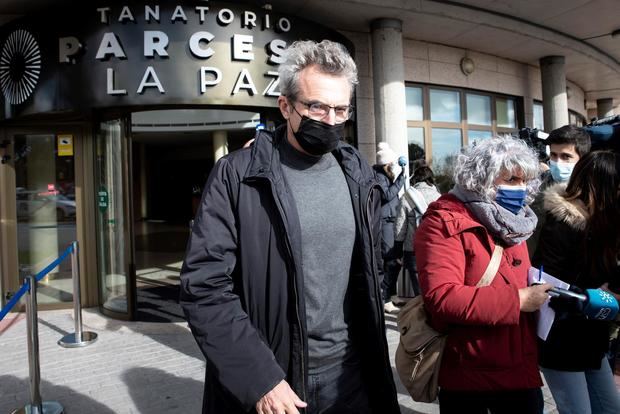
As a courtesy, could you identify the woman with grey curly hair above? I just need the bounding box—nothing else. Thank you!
[451,136,541,243]
[413,135,552,413]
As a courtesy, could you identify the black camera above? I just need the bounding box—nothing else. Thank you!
[517,127,549,162]
[584,115,620,153]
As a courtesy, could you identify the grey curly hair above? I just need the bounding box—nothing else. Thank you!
[277,40,358,101]
[453,136,541,203]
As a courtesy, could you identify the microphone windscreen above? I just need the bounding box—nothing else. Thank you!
[583,289,619,321]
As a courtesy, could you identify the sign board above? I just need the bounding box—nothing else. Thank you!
[98,186,109,213]
[0,0,352,119]
[57,134,74,156]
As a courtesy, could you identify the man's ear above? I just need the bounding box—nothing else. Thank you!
[278,96,291,120]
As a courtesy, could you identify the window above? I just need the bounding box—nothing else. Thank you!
[496,98,516,128]
[407,127,425,167]
[431,128,461,169]
[533,102,544,130]
[532,103,585,130]
[466,94,491,126]
[468,130,493,144]
[569,110,585,127]
[406,87,423,121]
[430,89,460,122]
[405,84,521,192]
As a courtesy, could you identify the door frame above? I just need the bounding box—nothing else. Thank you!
[93,113,137,320]
[0,123,96,310]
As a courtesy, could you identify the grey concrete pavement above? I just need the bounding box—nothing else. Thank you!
[0,307,561,413]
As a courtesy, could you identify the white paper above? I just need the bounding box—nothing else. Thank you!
[527,267,571,341]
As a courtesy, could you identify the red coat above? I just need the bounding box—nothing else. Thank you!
[414,194,542,391]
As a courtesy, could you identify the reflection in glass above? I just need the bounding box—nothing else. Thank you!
[432,128,461,193]
[466,94,491,126]
[95,120,129,314]
[14,134,76,304]
[406,87,423,121]
[407,127,425,168]
[533,103,544,130]
[468,130,493,145]
[430,89,460,123]
[496,98,516,128]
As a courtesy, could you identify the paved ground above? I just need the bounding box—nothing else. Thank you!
[0,306,606,413]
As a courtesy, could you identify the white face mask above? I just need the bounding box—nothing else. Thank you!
[388,163,400,177]
[549,160,576,183]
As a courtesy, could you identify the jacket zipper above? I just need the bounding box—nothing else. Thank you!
[267,177,307,404]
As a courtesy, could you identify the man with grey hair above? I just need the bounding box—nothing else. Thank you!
[180,39,399,414]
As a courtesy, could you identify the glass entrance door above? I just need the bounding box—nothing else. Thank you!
[13,132,77,305]
[95,118,135,319]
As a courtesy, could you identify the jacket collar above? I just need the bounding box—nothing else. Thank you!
[245,125,377,188]
[542,183,588,231]
[428,194,487,237]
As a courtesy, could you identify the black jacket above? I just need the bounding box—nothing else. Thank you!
[180,126,399,413]
[373,165,405,258]
[532,183,613,371]
[373,165,405,221]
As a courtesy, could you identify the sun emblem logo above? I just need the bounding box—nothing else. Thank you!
[0,29,41,105]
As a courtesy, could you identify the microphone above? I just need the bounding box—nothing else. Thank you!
[549,287,619,321]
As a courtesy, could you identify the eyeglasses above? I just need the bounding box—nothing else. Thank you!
[297,100,354,122]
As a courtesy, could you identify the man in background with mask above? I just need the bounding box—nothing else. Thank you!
[180,40,399,414]
[372,142,406,314]
[527,124,591,255]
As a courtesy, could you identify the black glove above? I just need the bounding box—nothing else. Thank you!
[391,241,404,260]
[548,285,585,317]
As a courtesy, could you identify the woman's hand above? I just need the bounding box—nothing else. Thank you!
[518,283,553,312]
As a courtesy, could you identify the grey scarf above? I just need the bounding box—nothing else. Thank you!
[450,184,538,246]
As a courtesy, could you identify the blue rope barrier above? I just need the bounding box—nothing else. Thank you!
[33,244,74,284]
[0,279,30,321]
[0,243,75,322]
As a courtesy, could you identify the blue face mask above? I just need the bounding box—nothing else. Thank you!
[549,160,575,183]
[495,185,527,214]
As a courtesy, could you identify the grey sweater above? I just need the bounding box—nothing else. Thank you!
[279,138,356,373]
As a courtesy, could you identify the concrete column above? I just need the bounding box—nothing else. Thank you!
[371,18,407,164]
[540,56,569,131]
[213,130,228,162]
[139,143,148,220]
[596,98,615,118]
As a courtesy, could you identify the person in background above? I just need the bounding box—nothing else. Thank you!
[528,125,591,255]
[415,136,552,413]
[532,150,620,414]
[373,142,406,313]
[393,165,441,297]
[179,39,399,414]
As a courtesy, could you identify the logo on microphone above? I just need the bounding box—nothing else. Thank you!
[595,308,611,320]
[600,291,614,303]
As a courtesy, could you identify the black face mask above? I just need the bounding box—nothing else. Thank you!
[290,108,343,155]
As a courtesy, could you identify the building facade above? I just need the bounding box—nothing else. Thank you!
[1,0,618,320]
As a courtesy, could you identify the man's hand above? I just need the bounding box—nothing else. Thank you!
[518,283,553,312]
[256,380,307,414]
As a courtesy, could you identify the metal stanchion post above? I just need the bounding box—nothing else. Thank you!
[58,242,98,348]
[12,276,64,414]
